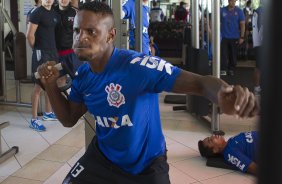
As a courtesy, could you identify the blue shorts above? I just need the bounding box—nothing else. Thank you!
[31,49,58,83]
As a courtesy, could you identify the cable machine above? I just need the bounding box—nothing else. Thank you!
[0,0,30,108]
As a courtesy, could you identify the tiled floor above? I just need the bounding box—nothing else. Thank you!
[0,72,258,184]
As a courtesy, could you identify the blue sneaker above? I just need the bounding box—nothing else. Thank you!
[30,119,46,132]
[43,112,58,121]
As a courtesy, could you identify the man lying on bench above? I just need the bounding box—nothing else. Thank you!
[198,131,258,175]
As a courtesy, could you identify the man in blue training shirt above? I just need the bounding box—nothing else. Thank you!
[198,131,258,175]
[122,0,150,55]
[220,0,245,76]
[37,2,259,183]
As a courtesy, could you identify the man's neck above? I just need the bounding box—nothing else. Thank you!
[42,4,52,10]
[59,5,68,11]
[220,141,228,153]
[228,5,235,10]
[89,45,115,73]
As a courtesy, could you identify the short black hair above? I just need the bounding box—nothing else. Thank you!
[198,140,221,158]
[153,1,157,7]
[35,0,39,4]
[246,0,252,6]
[80,1,113,17]
[180,1,185,7]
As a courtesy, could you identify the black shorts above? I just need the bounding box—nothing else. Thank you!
[63,137,170,184]
[31,49,59,83]
[255,46,262,69]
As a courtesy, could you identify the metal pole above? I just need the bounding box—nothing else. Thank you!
[0,2,4,99]
[211,0,220,131]
[112,0,128,50]
[135,0,142,52]
[206,0,210,56]
[192,0,200,48]
[186,0,200,112]
[201,0,205,49]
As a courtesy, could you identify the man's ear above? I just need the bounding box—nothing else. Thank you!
[107,28,117,43]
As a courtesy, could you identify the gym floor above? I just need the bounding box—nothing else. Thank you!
[0,71,258,184]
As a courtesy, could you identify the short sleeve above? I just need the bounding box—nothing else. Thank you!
[68,77,84,103]
[129,56,181,93]
[29,8,41,25]
[238,9,245,22]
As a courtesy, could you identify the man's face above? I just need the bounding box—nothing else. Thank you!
[41,0,54,6]
[59,0,70,8]
[73,10,113,61]
[228,0,237,8]
[202,135,225,153]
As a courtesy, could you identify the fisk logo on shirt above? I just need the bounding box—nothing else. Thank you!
[130,56,173,75]
[227,154,246,171]
[105,83,125,108]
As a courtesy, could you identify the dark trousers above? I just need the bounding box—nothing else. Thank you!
[62,137,170,184]
[221,38,238,71]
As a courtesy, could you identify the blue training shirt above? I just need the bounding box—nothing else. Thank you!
[122,0,150,55]
[220,6,245,39]
[68,48,181,174]
[223,131,258,173]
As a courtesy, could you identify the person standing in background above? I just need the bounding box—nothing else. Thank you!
[252,3,263,96]
[54,0,82,79]
[26,0,42,26]
[220,0,245,76]
[150,1,164,22]
[174,1,188,22]
[26,0,59,131]
[122,0,150,55]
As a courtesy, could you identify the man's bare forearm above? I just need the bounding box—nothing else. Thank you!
[172,70,228,104]
[27,35,35,49]
[44,83,82,127]
[240,21,245,38]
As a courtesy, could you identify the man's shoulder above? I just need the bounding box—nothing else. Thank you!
[235,6,244,13]
[116,49,142,61]
[151,7,162,11]
[31,6,43,14]
[67,5,78,14]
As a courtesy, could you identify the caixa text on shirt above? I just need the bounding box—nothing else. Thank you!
[130,56,173,75]
[227,154,246,171]
[244,132,254,143]
[91,114,133,129]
